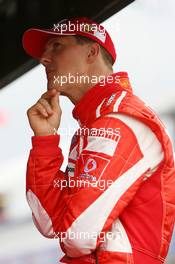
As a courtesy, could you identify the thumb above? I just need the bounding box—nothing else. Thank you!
[51,91,60,111]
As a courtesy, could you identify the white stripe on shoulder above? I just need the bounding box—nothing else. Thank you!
[113,91,127,112]
[106,113,164,169]
[96,98,106,118]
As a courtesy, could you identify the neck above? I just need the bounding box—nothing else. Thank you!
[65,69,113,105]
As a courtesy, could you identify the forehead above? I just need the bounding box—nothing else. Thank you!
[45,35,77,48]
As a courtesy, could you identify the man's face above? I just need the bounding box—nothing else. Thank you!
[40,36,89,93]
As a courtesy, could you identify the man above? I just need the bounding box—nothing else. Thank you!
[22,17,175,263]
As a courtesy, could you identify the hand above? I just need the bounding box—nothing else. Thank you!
[27,89,62,136]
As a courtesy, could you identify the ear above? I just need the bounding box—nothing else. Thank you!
[87,42,100,63]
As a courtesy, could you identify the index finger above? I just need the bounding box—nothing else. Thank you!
[41,89,57,100]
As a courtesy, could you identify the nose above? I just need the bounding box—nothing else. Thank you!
[40,51,52,67]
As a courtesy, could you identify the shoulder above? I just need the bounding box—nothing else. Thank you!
[90,113,164,168]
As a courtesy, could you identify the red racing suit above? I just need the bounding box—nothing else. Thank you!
[26,72,175,263]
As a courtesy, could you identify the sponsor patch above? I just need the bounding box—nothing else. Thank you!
[75,154,110,182]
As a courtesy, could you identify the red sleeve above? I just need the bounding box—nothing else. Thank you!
[26,134,69,238]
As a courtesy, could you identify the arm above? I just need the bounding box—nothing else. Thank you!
[26,134,69,238]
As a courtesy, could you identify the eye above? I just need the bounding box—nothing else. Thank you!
[53,42,61,49]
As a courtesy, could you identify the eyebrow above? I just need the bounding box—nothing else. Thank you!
[43,38,60,53]
[46,37,60,46]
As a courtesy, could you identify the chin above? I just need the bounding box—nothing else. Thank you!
[60,91,67,96]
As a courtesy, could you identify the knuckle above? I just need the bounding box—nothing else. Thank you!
[37,101,43,108]
[27,106,34,115]
[39,98,49,106]
[38,104,44,111]
[35,104,42,112]
[38,98,43,104]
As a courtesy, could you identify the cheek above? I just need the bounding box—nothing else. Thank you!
[68,50,87,72]
[54,47,87,74]
[56,52,85,73]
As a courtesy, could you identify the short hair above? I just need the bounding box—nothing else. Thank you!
[75,35,114,70]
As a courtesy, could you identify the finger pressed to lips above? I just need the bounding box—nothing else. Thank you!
[41,89,57,99]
